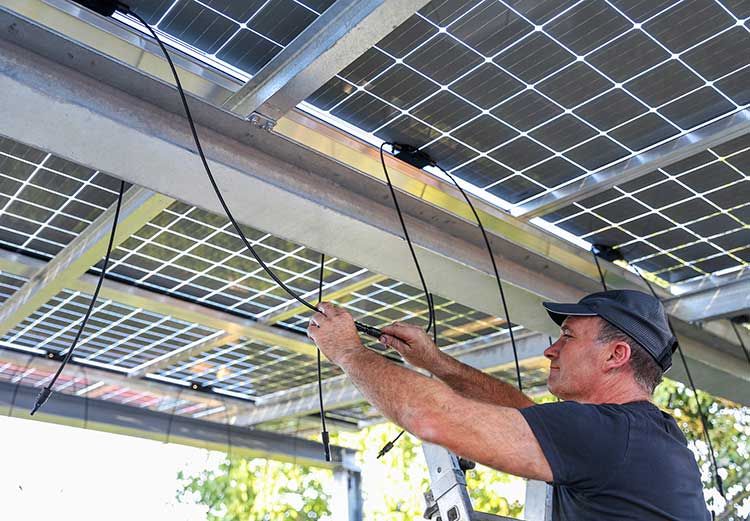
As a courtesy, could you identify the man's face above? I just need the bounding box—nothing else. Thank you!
[544,316,605,401]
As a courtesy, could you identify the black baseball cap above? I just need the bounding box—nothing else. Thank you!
[542,289,676,371]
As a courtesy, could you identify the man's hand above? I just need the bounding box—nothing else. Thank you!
[307,302,364,367]
[379,322,445,371]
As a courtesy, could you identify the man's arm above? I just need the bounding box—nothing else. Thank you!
[380,323,534,409]
[308,304,552,482]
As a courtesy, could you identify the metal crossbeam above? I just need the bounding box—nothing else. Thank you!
[0,379,355,469]
[513,108,750,219]
[127,331,242,377]
[222,0,430,122]
[0,346,248,415]
[665,273,750,322]
[0,186,173,338]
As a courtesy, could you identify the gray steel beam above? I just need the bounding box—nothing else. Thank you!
[664,272,750,322]
[0,380,356,469]
[236,332,550,426]
[0,186,174,338]
[0,5,748,405]
[514,108,750,219]
[222,0,430,122]
[0,347,248,417]
[127,331,242,377]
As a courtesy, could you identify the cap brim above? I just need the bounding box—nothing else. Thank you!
[542,302,597,326]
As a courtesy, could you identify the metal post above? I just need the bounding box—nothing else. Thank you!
[332,451,362,521]
[524,480,553,521]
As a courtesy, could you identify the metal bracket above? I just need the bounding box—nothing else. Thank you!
[249,111,277,131]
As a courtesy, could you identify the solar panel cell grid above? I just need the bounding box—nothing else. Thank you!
[0,136,128,258]
[153,338,341,398]
[100,201,367,320]
[545,133,750,285]
[303,0,748,209]
[2,289,220,371]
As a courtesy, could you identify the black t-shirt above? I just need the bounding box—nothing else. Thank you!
[520,400,710,520]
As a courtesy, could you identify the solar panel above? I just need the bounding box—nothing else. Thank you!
[0,271,26,304]
[544,133,750,284]
[125,0,335,75]
[305,0,749,208]
[149,336,341,399]
[0,357,227,419]
[0,135,130,258]
[102,201,367,320]
[3,288,221,371]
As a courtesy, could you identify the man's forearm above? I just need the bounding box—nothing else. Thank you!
[430,352,534,409]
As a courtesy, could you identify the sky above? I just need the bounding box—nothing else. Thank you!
[0,414,218,521]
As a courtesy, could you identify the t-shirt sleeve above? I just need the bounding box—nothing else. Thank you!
[520,401,630,489]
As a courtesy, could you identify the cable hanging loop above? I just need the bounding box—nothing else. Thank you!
[126,10,381,339]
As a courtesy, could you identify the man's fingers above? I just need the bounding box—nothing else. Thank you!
[379,334,411,354]
[381,322,424,341]
[309,311,328,328]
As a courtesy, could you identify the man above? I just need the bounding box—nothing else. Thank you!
[308,289,711,520]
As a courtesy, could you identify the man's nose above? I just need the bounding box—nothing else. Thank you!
[544,341,559,360]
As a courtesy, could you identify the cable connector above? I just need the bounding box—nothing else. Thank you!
[72,0,131,16]
[391,143,435,170]
[376,440,394,459]
[30,386,52,416]
[355,322,383,340]
[377,429,405,459]
[321,430,331,462]
[591,243,624,263]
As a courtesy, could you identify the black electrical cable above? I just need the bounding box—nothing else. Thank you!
[377,293,439,460]
[379,143,435,335]
[628,264,724,499]
[30,179,126,415]
[124,8,381,340]
[591,246,608,291]
[431,162,522,392]
[316,253,331,462]
[729,319,750,367]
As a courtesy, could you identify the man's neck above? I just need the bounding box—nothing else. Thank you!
[577,378,651,405]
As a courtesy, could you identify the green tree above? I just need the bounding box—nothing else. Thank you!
[177,457,330,521]
[653,379,749,520]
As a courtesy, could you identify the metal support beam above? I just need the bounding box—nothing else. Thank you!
[127,331,242,377]
[514,109,750,219]
[0,4,748,405]
[0,380,355,469]
[260,272,387,324]
[0,186,173,338]
[331,451,363,521]
[0,347,248,417]
[664,273,750,322]
[524,480,553,521]
[222,0,430,122]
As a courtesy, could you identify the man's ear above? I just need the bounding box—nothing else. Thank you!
[606,341,632,371]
